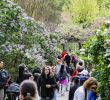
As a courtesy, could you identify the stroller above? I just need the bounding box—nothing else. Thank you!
[6,83,19,100]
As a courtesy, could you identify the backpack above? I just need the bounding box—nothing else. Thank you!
[0,69,9,89]
[58,72,66,81]
[79,75,88,86]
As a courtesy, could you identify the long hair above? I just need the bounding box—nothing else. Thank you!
[20,80,38,100]
[41,66,50,78]
[59,64,65,74]
[83,77,98,90]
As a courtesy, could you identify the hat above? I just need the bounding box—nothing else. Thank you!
[79,70,89,76]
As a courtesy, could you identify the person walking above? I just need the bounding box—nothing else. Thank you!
[58,64,69,96]
[0,61,9,100]
[73,77,98,100]
[64,53,71,67]
[16,63,28,84]
[49,66,59,100]
[19,80,39,100]
[68,76,79,100]
[37,66,57,100]
[55,59,62,75]
[71,54,78,68]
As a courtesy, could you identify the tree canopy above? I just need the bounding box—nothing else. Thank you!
[13,0,66,25]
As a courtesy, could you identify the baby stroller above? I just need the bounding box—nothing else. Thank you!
[6,83,19,100]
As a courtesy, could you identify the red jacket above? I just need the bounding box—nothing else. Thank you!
[72,67,78,78]
[60,51,67,60]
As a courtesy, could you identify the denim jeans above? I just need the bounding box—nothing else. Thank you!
[0,89,4,100]
[53,89,57,100]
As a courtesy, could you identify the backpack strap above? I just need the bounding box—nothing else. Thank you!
[84,88,87,100]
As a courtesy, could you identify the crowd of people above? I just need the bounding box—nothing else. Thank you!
[0,50,99,100]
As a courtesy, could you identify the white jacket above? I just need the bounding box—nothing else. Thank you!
[73,86,87,100]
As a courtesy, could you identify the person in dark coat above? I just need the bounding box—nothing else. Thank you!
[37,66,57,100]
[49,66,59,100]
[64,53,71,67]
[71,54,78,68]
[32,67,41,75]
[0,61,9,100]
[16,63,28,84]
[69,76,79,100]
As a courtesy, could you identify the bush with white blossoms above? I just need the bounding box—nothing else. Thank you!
[0,0,57,79]
[82,25,110,100]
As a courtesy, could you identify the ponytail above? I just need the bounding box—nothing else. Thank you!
[20,80,38,100]
[24,93,32,100]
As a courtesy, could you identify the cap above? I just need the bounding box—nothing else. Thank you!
[79,70,89,76]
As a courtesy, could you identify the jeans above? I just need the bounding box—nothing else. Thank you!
[59,84,66,94]
[53,89,57,100]
[0,89,4,100]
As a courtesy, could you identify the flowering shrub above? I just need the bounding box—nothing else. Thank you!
[83,25,110,99]
[0,0,56,79]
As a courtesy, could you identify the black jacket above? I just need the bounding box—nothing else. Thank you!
[65,54,71,63]
[69,84,79,100]
[37,75,57,99]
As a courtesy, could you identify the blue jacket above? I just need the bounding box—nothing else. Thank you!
[88,91,97,100]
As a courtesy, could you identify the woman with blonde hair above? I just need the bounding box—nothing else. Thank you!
[19,80,39,100]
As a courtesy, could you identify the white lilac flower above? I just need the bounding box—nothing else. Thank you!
[108,64,110,68]
[22,27,27,33]
[80,48,85,52]
[1,44,10,52]
[0,34,4,38]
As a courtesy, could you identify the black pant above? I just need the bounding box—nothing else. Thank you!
[41,97,53,100]
[66,61,70,67]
